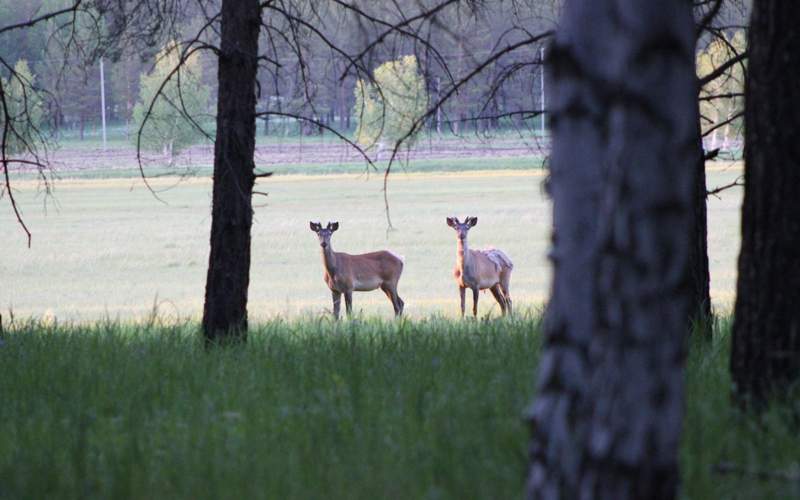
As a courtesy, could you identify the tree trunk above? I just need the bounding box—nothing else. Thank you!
[721,107,733,152]
[526,1,697,498]
[202,0,260,345]
[337,82,346,131]
[689,114,712,336]
[731,0,800,410]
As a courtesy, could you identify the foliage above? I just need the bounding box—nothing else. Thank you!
[132,42,210,159]
[353,55,427,151]
[697,31,746,148]
[1,60,44,154]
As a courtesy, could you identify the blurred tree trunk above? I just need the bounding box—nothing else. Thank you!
[731,0,800,409]
[526,1,697,498]
[202,0,260,345]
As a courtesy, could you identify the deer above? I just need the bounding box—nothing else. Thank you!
[446,216,514,317]
[309,221,405,319]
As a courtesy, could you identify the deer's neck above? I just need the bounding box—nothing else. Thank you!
[457,238,471,271]
[321,245,338,276]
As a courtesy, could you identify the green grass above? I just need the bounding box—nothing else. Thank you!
[0,315,541,499]
[0,316,797,499]
[681,317,800,500]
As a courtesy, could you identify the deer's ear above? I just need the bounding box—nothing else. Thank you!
[329,221,339,232]
[309,221,321,232]
[446,217,456,228]
[467,217,478,227]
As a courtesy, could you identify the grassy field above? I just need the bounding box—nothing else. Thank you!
[3,164,743,322]
[0,317,797,499]
[2,157,793,499]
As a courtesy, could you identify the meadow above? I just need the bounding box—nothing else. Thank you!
[1,317,798,499]
[3,163,743,322]
[2,157,796,499]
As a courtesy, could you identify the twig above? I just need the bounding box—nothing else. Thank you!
[698,52,748,88]
[707,175,744,198]
[702,110,744,138]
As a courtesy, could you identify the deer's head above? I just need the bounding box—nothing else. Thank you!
[446,216,477,241]
[309,221,339,249]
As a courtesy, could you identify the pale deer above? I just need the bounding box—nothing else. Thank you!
[446,216,513,317]
[309,221,405,318]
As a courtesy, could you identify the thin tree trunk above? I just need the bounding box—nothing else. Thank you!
[710,122,719,150]
[526,1,697,498]
[721,107,733,151]
[338,81,346,131]
[689,111,712,336]
[202,0,260,345]
[731,0,800,410]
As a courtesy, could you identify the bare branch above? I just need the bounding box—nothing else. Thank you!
[707,175,744,198]
[699,50,748,88]
[0,1,83,36]
[702,110,744,138]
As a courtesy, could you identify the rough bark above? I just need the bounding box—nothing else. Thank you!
[202,0,260,345]
[731,0,800,410]
[526,1,697,499]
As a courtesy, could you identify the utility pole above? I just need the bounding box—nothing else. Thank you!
[100,57,107,149]
[540,46,545,135]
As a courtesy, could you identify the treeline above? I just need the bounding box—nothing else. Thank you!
[1,0,748,150]
[0,0,561,141]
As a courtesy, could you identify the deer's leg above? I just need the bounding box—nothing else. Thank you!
[394,285,404,316]
[392,279,404,316]
[381,284,402,316]
[344,291,353,317]
[500,272,512,316]
[490,284,507,315]
[459,286,466,317]
[503,289,512,316]
[331,290,342,320]
[472,287,479,317]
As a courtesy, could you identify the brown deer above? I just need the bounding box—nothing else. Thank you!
[309,221,405,318]
[446,216,513,317]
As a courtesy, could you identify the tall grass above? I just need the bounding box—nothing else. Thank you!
[1,315,797,499]
[0,315,541,499]
[681,316,800,500]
